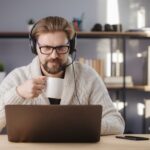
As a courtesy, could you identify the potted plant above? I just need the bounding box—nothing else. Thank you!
[27,19,35,31]
[0,63,6,83]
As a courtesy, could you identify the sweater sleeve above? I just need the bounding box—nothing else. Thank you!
[88,70,125,135]
[0,69,26,132]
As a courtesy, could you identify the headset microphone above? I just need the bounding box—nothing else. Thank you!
[60,49,76,71]
[60,63,72,71]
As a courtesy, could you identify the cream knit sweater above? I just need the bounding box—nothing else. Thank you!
[0,57,124,135]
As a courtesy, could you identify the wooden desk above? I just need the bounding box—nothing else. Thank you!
[0,135,150,150]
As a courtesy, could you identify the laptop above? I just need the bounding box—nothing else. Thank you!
[5,105,102,143]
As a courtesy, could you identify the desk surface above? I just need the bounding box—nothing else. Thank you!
[0,135,150,150]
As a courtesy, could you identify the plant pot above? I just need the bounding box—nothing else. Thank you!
[0,72,6,83]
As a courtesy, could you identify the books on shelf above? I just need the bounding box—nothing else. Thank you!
[78,57,104,78]
[104,76,133,87]
[78,57,134,88]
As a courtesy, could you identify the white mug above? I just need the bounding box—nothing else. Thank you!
[45,77,64,99]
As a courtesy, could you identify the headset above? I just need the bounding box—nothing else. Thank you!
[29,21,76,55]
[29,19,80,104]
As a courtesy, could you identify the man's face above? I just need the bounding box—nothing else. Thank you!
[37,32,69,74]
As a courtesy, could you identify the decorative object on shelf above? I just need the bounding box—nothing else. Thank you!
[104,49,134,87]
[104,24,122,32]
[104,24,113,31]
[113,100,124,111]
[72,18,82,31]
[112,49,123,77]
[91,23,102,31]
[104,76,133,87]
[72,13,84,31]
[112,24,122,32]
[91,23,122,32]
[27,19,35,32]
[0,63,6,83]
[105,50,123,77]
[105,52,112,77]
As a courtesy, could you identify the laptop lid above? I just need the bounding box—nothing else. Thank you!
[5,105,102,143]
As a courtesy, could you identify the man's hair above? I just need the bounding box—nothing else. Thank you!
[31,16,75,41]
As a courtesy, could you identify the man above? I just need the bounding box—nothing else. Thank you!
[0,16,124,134]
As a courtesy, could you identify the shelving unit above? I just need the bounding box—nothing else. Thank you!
[1,31,150,133]
[77,32,150,132]
[1,31,150,92]
[77,31,150,38]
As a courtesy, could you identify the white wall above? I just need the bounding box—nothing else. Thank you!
[0,0,150,32]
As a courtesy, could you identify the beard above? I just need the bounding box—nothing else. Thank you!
[42,58,66,74]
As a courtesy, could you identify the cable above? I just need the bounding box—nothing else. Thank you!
[61,50,81,104]
[71,52,80,105]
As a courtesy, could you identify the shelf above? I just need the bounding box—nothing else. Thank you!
[107,85,150,92]
[130,85,150,92]
[106,85,133,90]
[77,31,150,39]
[0,31,150,39]
[0,32,29,38]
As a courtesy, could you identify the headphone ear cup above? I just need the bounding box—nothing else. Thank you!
[29,22,38,55]
[29,34,37,55]
[69,34,76,54]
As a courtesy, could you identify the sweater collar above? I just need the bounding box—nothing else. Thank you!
[30,56,75,105]
[30,56,42,78]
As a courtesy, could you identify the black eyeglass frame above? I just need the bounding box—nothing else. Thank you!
[37,42,70,55]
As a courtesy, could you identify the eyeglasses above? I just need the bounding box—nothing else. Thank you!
[37,42,70,55]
